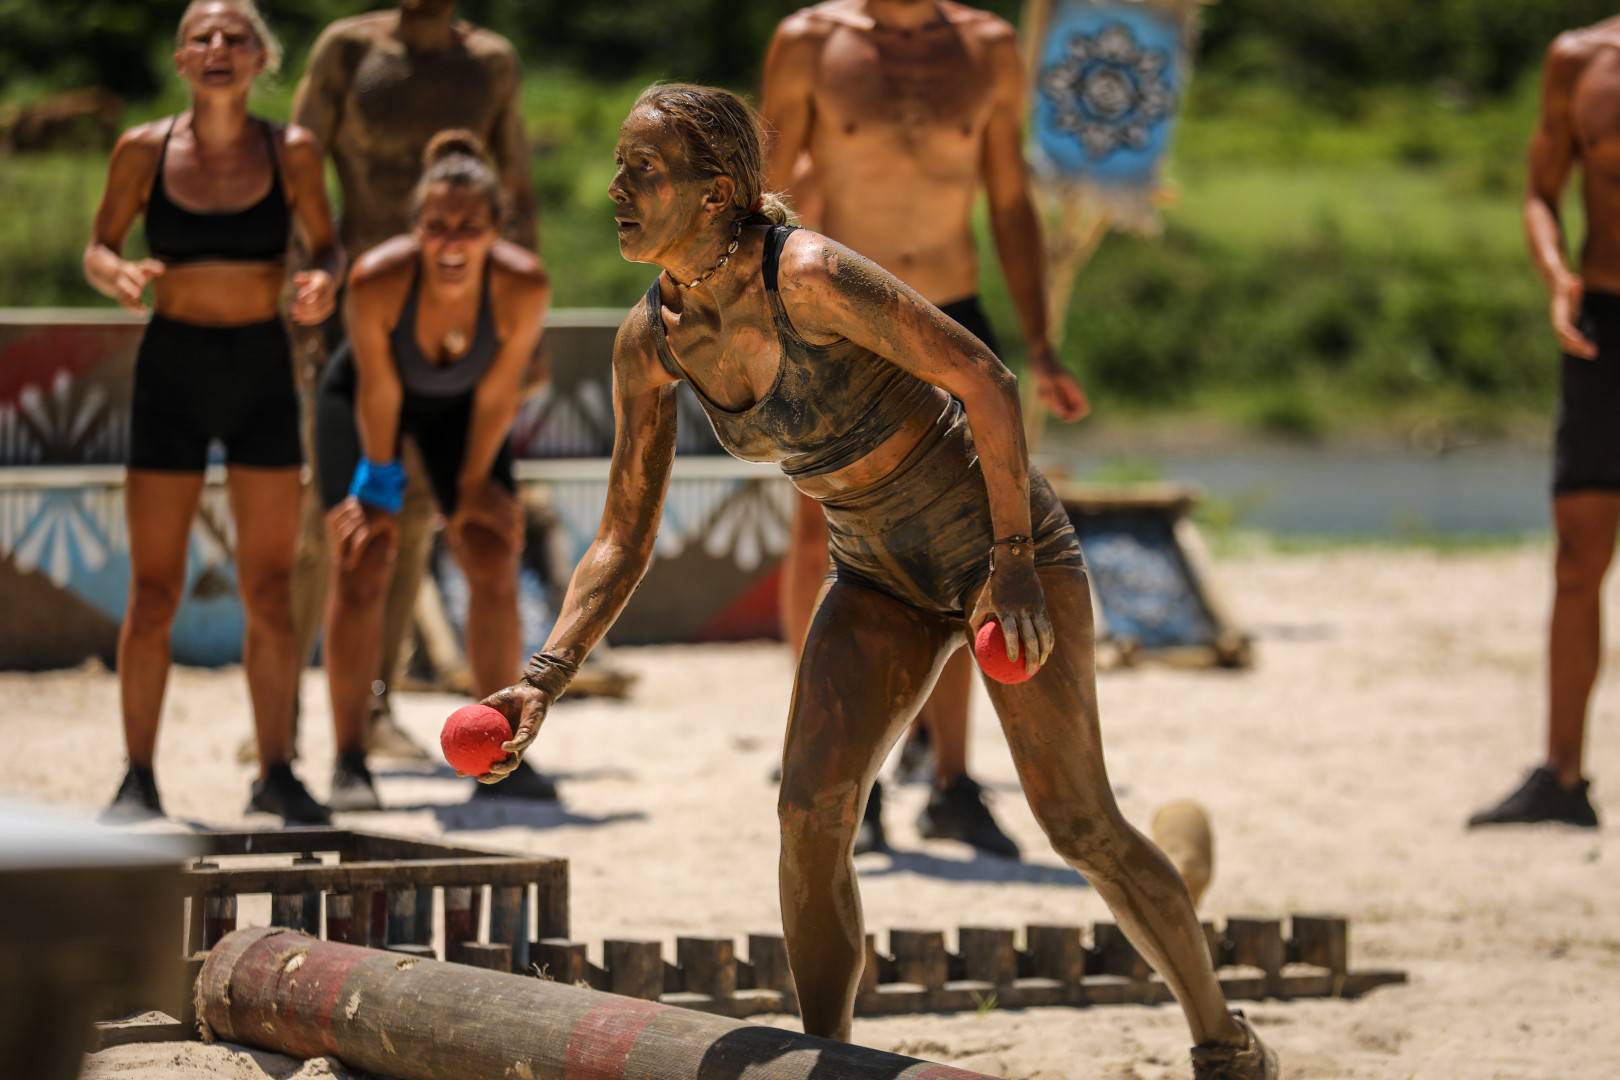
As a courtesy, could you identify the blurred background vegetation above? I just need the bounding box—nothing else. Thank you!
[1,0,1613,438]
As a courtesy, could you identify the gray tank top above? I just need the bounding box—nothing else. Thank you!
[390,259,501,398]
[646,225,943,479]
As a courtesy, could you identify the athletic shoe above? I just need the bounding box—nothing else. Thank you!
[917,774,1020,859]
[247,764,333,825]
[101,766,164,824]
[854,779,888,855]
[366,687,431,760]
[1467,766,1599,828]
[472,759,559,801]
[328,750,382,812]
[894,724,935,785]
[1192,1011,1279,1080]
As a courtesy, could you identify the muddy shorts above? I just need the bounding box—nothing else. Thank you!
[818,400,1084,618]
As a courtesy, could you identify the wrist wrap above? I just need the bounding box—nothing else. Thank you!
[350,459,405,513]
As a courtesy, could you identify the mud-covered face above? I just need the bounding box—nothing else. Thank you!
[174,6,264,93]
[415,183,497,295]
[608,106,726,267]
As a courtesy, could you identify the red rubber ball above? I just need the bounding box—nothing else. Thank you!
[441,704,513,777]
[974,618,1035,684]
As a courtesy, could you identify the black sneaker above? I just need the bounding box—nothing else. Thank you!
[854,779,888,855]
[101,766,164,824]
[895,724,935,785]
[328,750,382,812]
[918,774,1020,859]
[472,759,559,801]
[248,763,332,825]
[1467,766,1599,828]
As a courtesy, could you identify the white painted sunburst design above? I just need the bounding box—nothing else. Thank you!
[1040,22,1176,159]
[701,479,794,572]
[0,491,110,588]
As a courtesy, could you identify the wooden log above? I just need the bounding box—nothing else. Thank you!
[605,939,665,1001]
[1225,917,1286,998]
[676,937,737,998]
[1025,924,1086,984]
[203,895,236,949]
[957,928,1017,986]
[442,886,479,957]
[451,941,512,971]
[889,930,948,990]
[749,933,796,995]
[1288,914,1349,975]
[490,885,530,973]
[1089,923,1150,981]
[198,929,1003,1079]
[326,894,356,945]
[537,939,591,986]
[389,943,437,961]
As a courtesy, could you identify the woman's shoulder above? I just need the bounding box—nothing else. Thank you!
[348,237,418,304]
[488,240,548,296]
[108,119,170,170]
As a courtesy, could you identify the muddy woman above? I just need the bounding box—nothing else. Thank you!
[478,84,1277,1078]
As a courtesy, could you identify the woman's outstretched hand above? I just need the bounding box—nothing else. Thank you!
[477,681,553,784]
[977,547,1055,670]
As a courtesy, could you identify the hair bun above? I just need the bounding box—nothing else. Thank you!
[423,129,488,169]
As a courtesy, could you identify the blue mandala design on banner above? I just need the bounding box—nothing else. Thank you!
[1034,3,1184,185]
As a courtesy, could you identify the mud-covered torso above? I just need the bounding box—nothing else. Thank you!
[329,31,508,254]
[646,225,945,479]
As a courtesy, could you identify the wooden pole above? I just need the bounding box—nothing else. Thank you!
[198,928,1005,1080]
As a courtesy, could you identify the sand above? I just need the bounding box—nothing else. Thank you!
[3,542,1617,1079]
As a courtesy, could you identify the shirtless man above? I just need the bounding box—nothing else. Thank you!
[1471,22,1619,829]
[762,0,1090,855]
[286,0,553,799]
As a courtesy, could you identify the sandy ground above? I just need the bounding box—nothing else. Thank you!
[2,543,1617,1079]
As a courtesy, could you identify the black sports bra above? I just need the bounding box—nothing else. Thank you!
[390,259,501,398]
[145,117,291,265]
[647,225,943,480]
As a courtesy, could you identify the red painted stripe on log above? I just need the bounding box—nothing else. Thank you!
[236,933,368,1061]
[563,998,666,1078]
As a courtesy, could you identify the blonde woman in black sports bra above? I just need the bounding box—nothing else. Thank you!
[84,0,340,825]
[316,131,549,812]
[477,85,1277,1079]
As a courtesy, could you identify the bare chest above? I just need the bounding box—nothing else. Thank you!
[342,46,503,164]
[662,306,783,414]
[813,26,994,147]
[1572,51,1620,177]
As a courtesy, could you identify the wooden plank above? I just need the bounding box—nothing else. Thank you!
[1225,918,1286,998]
[89,1015,193,1051]
[202,896,236,949]
[1089,922,1150,981]
[890,930,948,990]
[536,863,570,939]
[748,933,795,996]
[957,927,1018,986]
[604,939,664,1001]
[442,886,479,957]
[450,941,511,971]
[536,939,591,987]
[676,937,737,999]
[1288,914,1349,975]
[184,856,561,896]
[489,886,528,973]
[1025,924,1086,985]
[326,893,356,945]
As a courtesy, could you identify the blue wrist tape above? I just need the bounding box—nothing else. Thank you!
[349,459,405,513]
